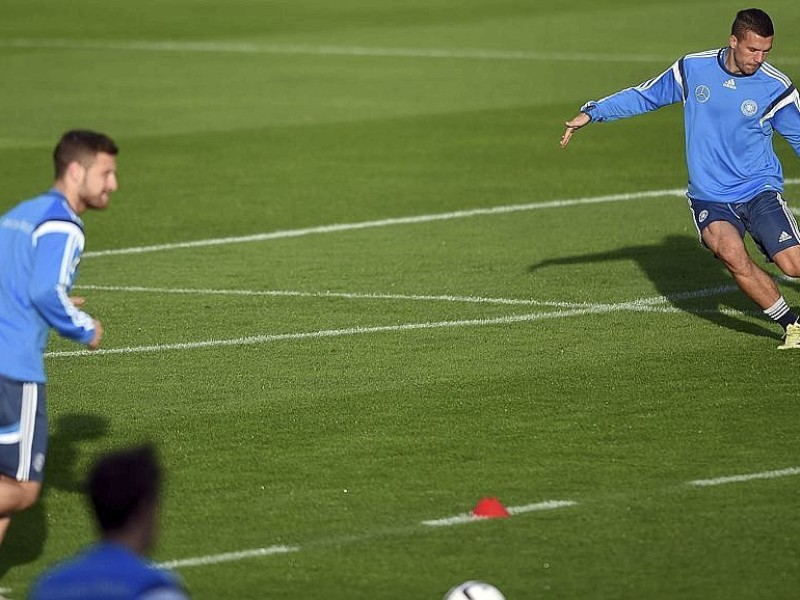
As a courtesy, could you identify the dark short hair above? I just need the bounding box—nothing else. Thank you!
[53,129,118,180]
[87,444,161,535]
[731,8,774,39]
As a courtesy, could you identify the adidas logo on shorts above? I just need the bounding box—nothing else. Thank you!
[779,231,793,243]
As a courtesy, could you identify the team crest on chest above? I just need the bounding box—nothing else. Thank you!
[741,99,758,117]
[695,85,711,103]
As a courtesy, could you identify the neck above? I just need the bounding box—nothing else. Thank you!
[724,48,741,74]
[53,182,84,215]
[104,529,150,556]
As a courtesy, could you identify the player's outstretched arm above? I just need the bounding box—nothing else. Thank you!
[560,112,591,148]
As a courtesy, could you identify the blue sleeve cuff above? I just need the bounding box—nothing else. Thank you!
[580,101,598,122]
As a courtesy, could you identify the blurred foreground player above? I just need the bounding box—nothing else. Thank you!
[30,445,189,600]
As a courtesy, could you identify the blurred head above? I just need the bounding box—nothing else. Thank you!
[53,130,119,213]
[728,8,774,74]
[87,444,162,554]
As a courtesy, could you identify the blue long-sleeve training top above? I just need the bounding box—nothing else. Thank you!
[581,48,800,203]
[0,189,96,383]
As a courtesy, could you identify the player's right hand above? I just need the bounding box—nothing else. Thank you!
[560,113,591,148]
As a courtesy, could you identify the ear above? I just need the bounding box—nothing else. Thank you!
[729,34,738,49]
[65,161,85,184]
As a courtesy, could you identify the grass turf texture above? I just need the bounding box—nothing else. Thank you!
[1,1,800,598]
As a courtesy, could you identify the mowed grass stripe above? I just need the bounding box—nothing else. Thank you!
[0,38,693,64]
[5,38,800,66]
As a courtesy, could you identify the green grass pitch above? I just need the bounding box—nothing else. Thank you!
[1,1,799,598]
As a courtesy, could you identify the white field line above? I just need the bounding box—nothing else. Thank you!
[42,306,645,358]
[82,188,688,258]
[81,181,800,258]
[688,467,800,488]
[77,282,743,307]
[77,284,590,308]
[150,462,798,571]
[507,499,581,515]
[76,282,746,309]
[44,283,747,359]
[158,545,300,569]
[422,500,578,527]
[158,499,576,571]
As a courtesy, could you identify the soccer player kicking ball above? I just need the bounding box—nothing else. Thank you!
[561,8,800,349]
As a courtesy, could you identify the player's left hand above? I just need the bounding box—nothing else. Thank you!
[70,296,86,307]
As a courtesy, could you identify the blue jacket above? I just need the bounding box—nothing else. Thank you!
[0,189,96,382]
[581,48,800,203]
[29,542,188,600]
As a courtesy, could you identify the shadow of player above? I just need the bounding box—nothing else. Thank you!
[528,234,800,339]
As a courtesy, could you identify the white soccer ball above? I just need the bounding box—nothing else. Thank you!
[443,581,506,600]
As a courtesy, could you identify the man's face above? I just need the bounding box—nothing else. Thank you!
[729,30,773,75]
[77,152,118,210]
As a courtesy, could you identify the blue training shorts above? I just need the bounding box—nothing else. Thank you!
[688,190,800,261]
[0,374,47,482]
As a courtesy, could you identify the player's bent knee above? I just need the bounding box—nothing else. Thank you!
[773,246,800,278]
[780,264,800,278]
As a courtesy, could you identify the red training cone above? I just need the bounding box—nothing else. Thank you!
[472,497,510,518]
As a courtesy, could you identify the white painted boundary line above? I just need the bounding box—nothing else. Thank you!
[45,282,748,359]
[77,284,589,308]
[507,500,580,515]
[81,181,800,258]
[83,188,688,258]
[422,500,578,527]
[77,282,743,307]
[688,466,800,488]
[43,306,634,358]
[149,463,799,571]
[76,282,749,310]
[158,545,299,569]
[156,499,577,571]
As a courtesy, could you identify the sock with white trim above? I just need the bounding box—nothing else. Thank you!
[763,296,799,331]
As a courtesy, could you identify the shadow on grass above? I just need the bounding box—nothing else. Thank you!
[528,234,800,340]
[0,412,108,579]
